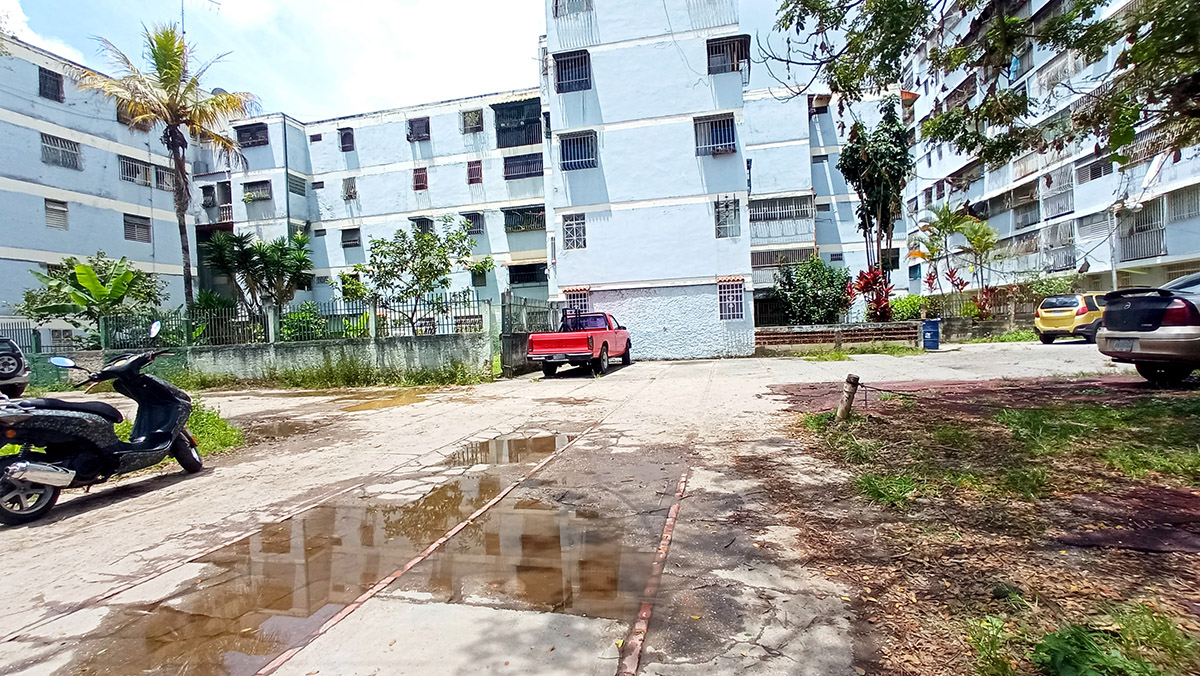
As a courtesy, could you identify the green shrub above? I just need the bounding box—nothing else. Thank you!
[891,294,926,321]
[1032,625,1160,676]
[772,256,853,325]
[280,302,328,342]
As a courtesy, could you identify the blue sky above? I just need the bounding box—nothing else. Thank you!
[2,0,547,121]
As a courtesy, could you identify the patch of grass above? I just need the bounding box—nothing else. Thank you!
[165,356,492,390]
[1107,603,1200,673]
[803,411,837,432]
[1102,444,1200,481]
[804,350,852,362]
[930,423,978,450]
[1032,624,1162,676]
[113,400,243,457]
[828,427,880,464]
[963,329,1039,344]
[1001,465,1049,499]
[856,473,925,508]
[795,342,924,360]
[967,616,1020,676]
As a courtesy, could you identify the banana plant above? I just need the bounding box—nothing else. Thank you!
[30,259,137,327]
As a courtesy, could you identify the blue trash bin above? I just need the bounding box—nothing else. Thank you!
[922,319,941,350]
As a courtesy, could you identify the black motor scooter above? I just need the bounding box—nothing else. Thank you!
[0,322,201,525]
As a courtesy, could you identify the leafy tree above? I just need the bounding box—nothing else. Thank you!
[72,24,257,305]
[339,216,495,334]
[18,253,166,328]
[837,97,914,275]
[770,0,1200,162]
[957,219,1001,291]
[772,256,853,324]
[200,232,313,310]
[909,203,978,297]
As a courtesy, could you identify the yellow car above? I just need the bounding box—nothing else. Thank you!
[1034,293,1107,344]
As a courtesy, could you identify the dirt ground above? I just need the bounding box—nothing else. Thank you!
[0,343,1140,676]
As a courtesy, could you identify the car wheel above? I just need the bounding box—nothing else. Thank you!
[1039,334,1056,345]
[621,343,632,366]
[541,363,558,379]
[1135,363,1195,387]
[0,383,25,399]
[592,346,609,375]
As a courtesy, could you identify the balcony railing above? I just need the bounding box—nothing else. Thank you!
[750,219,815,243]
[1042,190,1074,219]
[1045,245,1077,272]
[218,204,233,222]
[1119,199,1167,262]
[751,267,780,288]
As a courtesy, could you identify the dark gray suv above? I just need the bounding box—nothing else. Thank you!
[0,338,29,398]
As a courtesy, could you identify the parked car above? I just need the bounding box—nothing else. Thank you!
[0,338,30,398]
[1097,272,1200,385]
[1034,293,1107,343]
[527,310,631,378]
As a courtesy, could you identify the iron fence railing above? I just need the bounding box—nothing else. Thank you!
[501,295,554,334]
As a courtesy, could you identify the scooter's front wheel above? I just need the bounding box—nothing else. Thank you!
[0,457,61,526]
[171,435,203,474]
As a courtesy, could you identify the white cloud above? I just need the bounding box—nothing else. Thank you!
[0,0,89,65]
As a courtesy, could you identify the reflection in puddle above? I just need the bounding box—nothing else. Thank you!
[63,474,649,676]
[444,434,573,467]
[339,388,432,411]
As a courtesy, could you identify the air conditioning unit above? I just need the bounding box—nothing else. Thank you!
[712,145,737,156]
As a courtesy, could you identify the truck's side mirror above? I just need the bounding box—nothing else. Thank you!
[617,326,626,331]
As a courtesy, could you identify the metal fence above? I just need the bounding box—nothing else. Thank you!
[501,294,554,334]
[0,320,39,353]
[104,307,270,349]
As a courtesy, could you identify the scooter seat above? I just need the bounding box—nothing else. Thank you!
[21,398,124,424]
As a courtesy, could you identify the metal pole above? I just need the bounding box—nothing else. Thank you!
[1108,210,1119,291]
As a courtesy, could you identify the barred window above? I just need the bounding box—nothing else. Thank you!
[718,282,744,320]
[694,115,737,156]
[1168,184,1200,224]
[565,291,590,311]
[342,177,358,200]
[119,156,153,186]
[338,127,355,152]
[554,50,592,93]
[463,212,484,235]
[235,123,269,147]
[312,181,324,190]
[45,199,68,230]
[156,167,175,192]
[560,132,597,170]
[562,213,586,250]
[707,36,750,76]
[1075,158,1114,185]
[413,167,428,191]
[504,206,546,232]
[341,228,361,248]
[287,173,307,196]
[829,252,844,262]
[411,217,435,234]
[123,214,151,243]
[472,269,488,287]
[467,160,483,185]
[243,180,272,201]
[407,117,431,142]
[714,196,740,238]
[504,153,543,180]
[553,0,593,17]
[309,133,322,142]
[462,110,484,134]
[38,67,64,102]
[41,134,82,170]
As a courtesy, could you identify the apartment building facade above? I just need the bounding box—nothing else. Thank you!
[901,0,1200,298]
[0,38,193,319]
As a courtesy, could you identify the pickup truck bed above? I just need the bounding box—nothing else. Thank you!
[527,312,631,377]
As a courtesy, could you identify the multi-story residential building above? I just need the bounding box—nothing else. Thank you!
[901,0,1200,298]
[0,38,194,318]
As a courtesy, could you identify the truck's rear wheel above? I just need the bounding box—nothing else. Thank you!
[622,343,632,366]
[592,346,609,375]
[541,363,558,378]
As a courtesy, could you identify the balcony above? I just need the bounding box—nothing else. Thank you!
[1118,199,1167,262]
[218,204,233,222]
[1045,245,1077,272]
[750,219,815,245]
[751,267,780,288]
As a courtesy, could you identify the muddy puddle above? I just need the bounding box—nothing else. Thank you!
[49,437,653,676]
[339,387,434,411]
[243,418,324,442]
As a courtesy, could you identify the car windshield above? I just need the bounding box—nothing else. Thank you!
[1040,295,1080,309]
[562,315,608,331]
[1164,272,1200,293]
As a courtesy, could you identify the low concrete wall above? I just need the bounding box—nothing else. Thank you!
[500,333,538,378]
[941,316,1035,343]
[755,322,922,354]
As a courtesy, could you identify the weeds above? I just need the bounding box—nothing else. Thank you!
[967,616,1019,676]
[1032,624,1161,676]
[856,473,924,508]
[1108,603,1200,672]
[1001,465,1048,499]
[158,356,491,391]
[803,411,837,432]
[963,329,1039,344]
[797,342,924,361]
[114,400,243,457]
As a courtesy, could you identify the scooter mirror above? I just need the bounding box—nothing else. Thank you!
[49,356,76,368]
[149,321,162,339]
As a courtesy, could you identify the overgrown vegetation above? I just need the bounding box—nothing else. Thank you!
[964,329,1039,344]
[154,356,490,391]
[772,255,853,325]
[796,342,925,360]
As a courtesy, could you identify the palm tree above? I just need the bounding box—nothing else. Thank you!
[909,203,978,297]
[72,24,258,306]
[200,231,313,311]
[956,219,1001,291]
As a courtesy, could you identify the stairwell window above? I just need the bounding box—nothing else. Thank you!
[45,199,68,230]
[461,110,484,134]
[338,127,355,152]
[341,228,361,248]
[562,213,586,250]
[41,134,82,170]
[467,160,483,185]
[342,177,358,200]
[413,167,428,191]
[714,196,740,238]
[560,131,598,170]
[39,67,64,102]
[235,123,269,148]
[554,50,592,93]
[407,117,431,142]
[123,214,152,243]
[287,174,307,196]
[695,115,737,156]
[718,282,744,320]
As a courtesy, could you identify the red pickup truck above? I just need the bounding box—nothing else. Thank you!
[527,311,632,378]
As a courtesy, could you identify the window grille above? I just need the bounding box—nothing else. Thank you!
[461,110,484,134]
[553,0,592,17]
[341,228,361,248]
[44,199,68,230]
[750,248,814,267]
[509,264,547,285]
[504,206,546,232]
[714,196,740,238]
[504,153,543,180]
[314,229,327,237]
[413,167,428,191]
[156,167,175,192]
[718,282,744,320]
[707,36,750,80]
[1075,158,1113,185]
[309,133,322,142]
[338,127,355,152]
[560,132,598,170]
[1014,201,1041,229]
[829,252,844,262]
[235,123,269,147]
[407,117,431,142]
[463,212,484,235]
[1123,126,1174,167]
[1168,184,1200,224]
[1040,165,1074,218]
[554,50,592,93]
[123,214,151,243]
[38,67,63,102]
[562,213,586,250]
[749,196,814,222]
[493,99,542,148]
[342,177,358,200]
[472,270,487,287]
[1119,198,1167,261]
[1014,152,1039,179]
[41,134,82,170]
[817,202,832,212]
[287,174,306,196]
[467,160,483,184]
[119,156,153,186]
[411,217,434,235]
[563,291,591,311]
[201,185,217,207]
[243,180,272,201]
[695,115,737,156]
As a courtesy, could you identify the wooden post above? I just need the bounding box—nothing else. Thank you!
[836,373,861,422]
